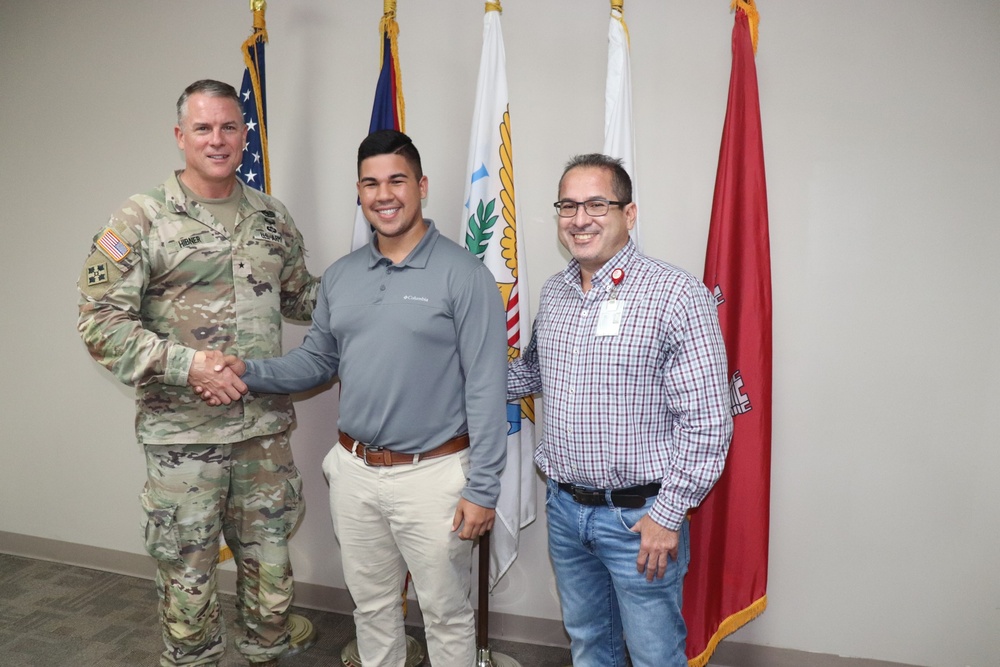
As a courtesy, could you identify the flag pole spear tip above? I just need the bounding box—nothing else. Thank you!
[249,0,266,32]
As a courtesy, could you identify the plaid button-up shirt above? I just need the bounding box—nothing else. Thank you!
[508,241,733,530]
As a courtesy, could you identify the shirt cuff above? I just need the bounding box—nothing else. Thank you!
[165,345,195,387]
[648,500,687,532]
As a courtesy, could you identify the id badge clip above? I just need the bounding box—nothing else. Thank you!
[595,268,625,337]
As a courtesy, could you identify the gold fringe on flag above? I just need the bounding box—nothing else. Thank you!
[688,595,767,667]
[241,0,270,193]
[380,0,406,132]
[611,0,631,48]
[731,0,760,54]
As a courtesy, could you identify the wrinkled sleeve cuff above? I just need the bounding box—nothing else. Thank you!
[164,346,195,386]
[648,501,687,532]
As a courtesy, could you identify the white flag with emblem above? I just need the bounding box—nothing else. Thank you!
[461,3,537,589]
[604,1,640,246]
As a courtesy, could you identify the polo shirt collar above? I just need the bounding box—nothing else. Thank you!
[368,219,439,269]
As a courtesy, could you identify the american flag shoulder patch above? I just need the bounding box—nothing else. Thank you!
[96,228,131,262]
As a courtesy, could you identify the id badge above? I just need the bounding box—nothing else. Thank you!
[595,300,625,337]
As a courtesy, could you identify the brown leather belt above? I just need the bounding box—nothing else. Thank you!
[338,431,470,467]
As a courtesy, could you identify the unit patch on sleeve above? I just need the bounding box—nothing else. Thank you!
[87,262,109,286]
[79,251,124,299]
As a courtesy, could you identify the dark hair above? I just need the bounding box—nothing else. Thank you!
[559,154,632,204]
[357,129,423,180]
[176,80,241,125]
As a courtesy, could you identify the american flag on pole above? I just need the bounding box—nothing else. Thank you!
[237,1,269,194]
[461,2,536,589]
[222,0,271,566]
[351,2,406,251]
[684,2,771,665]
[604,0,639,246]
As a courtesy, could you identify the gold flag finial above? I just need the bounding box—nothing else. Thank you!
[249,0,266,31]
[731,0,760,54]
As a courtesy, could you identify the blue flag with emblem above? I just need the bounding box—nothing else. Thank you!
[351,4,406,251]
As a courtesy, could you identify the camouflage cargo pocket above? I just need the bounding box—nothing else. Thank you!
[283,471,304,538]
[139,490,182,563]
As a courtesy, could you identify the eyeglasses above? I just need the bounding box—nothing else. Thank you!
[553,198,626,218]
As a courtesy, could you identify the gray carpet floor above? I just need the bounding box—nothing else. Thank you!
[0,553,572,667]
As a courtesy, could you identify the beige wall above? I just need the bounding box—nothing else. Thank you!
[1,2,997,666]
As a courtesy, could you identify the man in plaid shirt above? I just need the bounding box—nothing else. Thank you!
[507,154,733,667]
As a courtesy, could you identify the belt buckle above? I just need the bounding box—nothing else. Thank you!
[361,445,386,466]
[571,487,602,505]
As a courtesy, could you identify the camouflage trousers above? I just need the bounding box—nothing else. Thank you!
[140,432,303,666]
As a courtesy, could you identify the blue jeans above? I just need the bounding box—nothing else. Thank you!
[545,478,690,667]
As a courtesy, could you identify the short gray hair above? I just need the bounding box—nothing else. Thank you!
[176,79,242,125]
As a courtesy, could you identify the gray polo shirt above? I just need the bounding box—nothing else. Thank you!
[243,220,508,507]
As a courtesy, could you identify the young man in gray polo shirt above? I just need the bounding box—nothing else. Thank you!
[198,130,508,667]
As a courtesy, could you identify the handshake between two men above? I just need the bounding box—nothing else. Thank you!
[188,350,249,407]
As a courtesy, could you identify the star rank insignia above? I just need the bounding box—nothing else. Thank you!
[87,262,109,286]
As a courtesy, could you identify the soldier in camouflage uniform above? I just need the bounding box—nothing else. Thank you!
[77,80,320,667]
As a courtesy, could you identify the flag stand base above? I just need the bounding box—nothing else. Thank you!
[340,636,425,667]
[285,613,317,655]
[476,647,522,667]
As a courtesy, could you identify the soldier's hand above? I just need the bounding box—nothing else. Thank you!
[189,350,247,406]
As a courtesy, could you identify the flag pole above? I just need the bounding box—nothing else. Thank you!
[245,0,316,656]
[468,2,525,664]
[475,531,521,667]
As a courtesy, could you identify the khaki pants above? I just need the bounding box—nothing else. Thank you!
[323,443,475,667]
[141,433,302,666]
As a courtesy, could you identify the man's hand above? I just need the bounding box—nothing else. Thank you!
[189,351,247,406]
[451,498,495,540]
[630,514,680,581]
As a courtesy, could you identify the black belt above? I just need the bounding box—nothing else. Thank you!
[557,482,660,509]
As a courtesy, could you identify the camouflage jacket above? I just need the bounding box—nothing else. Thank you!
[78,172,320,445]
